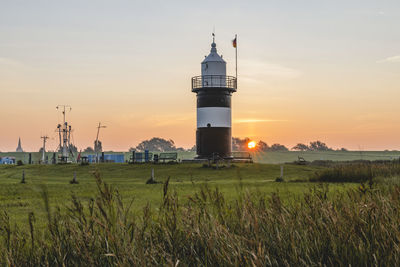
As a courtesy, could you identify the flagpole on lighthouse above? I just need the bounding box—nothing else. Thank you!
[234,34,237,85]
[235,34,237,78]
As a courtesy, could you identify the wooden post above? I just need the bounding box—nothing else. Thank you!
[70,171,79,184]
[21,170,26,184]
[146,168,158,184]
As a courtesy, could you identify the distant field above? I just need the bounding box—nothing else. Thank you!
[1,150,397,227]
[0,162,354,227]
[181,150,400,163]
[2,150,400,164]
[248,150,400,164]
[1,160,398,265]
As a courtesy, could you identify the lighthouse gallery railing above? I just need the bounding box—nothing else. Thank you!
[191,75,237,91]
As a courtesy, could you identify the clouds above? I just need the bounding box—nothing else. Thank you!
[378,55,400,63]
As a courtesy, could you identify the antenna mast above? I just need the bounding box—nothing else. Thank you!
[56,105,73,163]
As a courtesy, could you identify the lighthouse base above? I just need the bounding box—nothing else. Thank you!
[196,127,231,159]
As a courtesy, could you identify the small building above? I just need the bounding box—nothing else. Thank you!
[87,154,125,163]
[0,156,16,164]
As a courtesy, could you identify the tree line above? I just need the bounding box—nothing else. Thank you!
[292,141,347,152]
[73,137,347,153]
[126,137,346,152]
[233,137,347,152]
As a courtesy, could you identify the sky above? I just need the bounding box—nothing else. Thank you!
[0,0,399,152]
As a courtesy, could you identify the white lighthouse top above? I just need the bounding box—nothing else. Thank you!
[201,35,227,77]
[202,41,226,64]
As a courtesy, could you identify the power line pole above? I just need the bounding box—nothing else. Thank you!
[95,122,106,163]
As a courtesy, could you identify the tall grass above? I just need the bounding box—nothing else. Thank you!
[311,161,400,183]
[1,171,400,266]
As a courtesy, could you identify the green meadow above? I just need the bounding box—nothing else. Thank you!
[0,162,353,227]
[1,157,400,265]
[1,161,400,265]
[1,150,399,227]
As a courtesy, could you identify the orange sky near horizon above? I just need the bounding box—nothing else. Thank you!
[1,67,399,152]
[1,0,400,152]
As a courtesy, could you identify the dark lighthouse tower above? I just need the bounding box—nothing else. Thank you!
[191,36,237,159]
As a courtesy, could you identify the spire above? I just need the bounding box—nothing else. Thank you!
[16,137,23,152]
[211,32,217,53]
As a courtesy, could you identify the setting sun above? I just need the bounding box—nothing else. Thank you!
[247,141,256,149]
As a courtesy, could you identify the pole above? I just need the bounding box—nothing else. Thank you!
[235,34,237,81]
[41,135,49,163]
[95,122,106,163]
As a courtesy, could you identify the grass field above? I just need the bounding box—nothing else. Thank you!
[0,162,354,228]
[250,150,400,163]
[1,149,398,228]
[1,150,398,226]
[1,160,400,265]
[0,162,399,265]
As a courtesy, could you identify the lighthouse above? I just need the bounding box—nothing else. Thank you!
[191,35,237,159]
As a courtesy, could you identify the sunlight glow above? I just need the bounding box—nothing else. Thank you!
[247,141,256,149]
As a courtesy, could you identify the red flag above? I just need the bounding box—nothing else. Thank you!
[232,37,237,48]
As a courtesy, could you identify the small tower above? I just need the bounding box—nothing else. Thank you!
[56,105,74,163]
[16,137,24,152]
[191,35,237,159]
